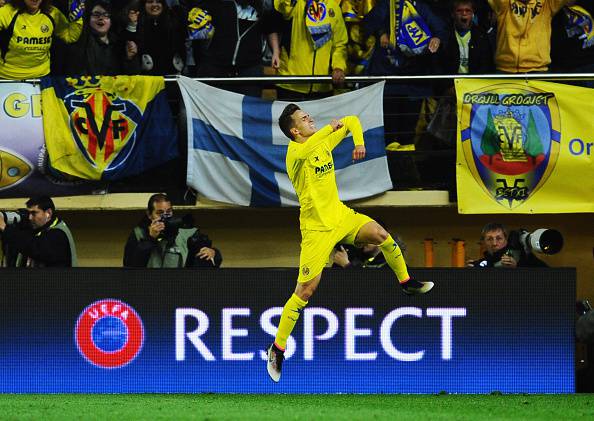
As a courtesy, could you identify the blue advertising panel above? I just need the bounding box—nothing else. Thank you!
[0,268,575,393]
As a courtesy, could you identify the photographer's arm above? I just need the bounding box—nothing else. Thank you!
[123,230,158,267]
[2,226,71,266]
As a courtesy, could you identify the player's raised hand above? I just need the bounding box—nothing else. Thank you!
[352,145,366,160]
[330,119,343,131]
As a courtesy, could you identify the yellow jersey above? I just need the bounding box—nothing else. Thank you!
[286,115,364,231]
[0,5,82,79]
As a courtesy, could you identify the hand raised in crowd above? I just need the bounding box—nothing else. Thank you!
[126,41,138,60]
[197,246,216,265]
[332,246,351,268]
[148,218,165,239]
[332,68,345,87]
[352,145,366,160]
[500,254,518,268]
[428,37,441,53]
[330,119,344,131]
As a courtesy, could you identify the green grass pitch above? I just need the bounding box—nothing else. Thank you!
[0,394,593,420]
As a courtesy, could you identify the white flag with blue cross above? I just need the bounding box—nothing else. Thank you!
[178,77,392,207]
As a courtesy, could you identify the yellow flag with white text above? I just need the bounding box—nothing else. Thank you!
[455,79,594,214]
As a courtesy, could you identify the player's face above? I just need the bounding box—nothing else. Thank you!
[149,200,173,222]
[27,205,51,229]
[452,3,474,30]
[291,110,317,138]
[483,229,508,254]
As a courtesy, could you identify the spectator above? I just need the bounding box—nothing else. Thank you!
[364,0,447,77]
[274,0,348,99]
[440,0,494,75]
[0,196,77,267]
[0,0,83,79]
[124,0,187,75]
[467,222,547,268]
[63,0,137,76]
[190,0,281,97]
[123,193,222,268]
[551,1,594,86]
[363,0,447,146]
[488,0,575,73]
[421,0,494,149]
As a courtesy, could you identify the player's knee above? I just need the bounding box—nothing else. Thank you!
[295,278,319,301]
[376,227,389,244]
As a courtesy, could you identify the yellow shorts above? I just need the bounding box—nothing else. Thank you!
[297,208,374,283]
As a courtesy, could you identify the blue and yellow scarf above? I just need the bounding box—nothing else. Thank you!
[390,0,432,56]
[564,5,594,49]
[305,0,333,50]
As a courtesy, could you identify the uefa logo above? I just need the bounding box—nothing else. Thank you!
[75,299,145,369]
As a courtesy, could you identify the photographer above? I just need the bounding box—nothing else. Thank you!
[123,193,222,268]
[467,222,548,268]
[0,196,77,267]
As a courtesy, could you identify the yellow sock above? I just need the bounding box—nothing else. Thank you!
[274,293,308,350]
[379,234,410,283]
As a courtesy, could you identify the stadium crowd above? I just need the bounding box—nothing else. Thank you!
[0,0,591,189]
[0,0,589,83]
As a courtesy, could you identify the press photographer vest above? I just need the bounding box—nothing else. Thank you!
[134,227,197,268]
[16,220,77,267]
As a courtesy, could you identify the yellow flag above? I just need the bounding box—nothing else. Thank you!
[456,79,594,214]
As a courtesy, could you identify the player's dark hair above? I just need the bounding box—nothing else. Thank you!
[26,196,55,213]
[481,222,508,240]
[147,193,171,213]
[279,103,301,140]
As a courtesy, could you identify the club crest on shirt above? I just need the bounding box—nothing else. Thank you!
[306,0,327,23]
[459,83,560,209]
[40,24,50,33]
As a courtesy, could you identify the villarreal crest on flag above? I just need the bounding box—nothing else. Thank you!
[40,76,178,180]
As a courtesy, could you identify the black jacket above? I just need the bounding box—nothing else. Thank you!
[471,247,548,268]
[2,217,73,267]
[439,25,494,75]
[196,0,281,69]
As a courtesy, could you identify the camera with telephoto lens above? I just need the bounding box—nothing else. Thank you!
[509,228,564,255]
[0,209,29,228]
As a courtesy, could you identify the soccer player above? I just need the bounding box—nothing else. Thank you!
[266,104,434,382]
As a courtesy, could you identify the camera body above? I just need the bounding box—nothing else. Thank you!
[0,209,29,228]
[159,215,184,240]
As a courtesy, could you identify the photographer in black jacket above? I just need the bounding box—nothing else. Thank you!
[123,193,222,268]
[467,222,547,268]
[0,196,77,267]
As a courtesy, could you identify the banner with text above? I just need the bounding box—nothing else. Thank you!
[0,83,99,198]
[0,268,575,393]
[456,79,594,214]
